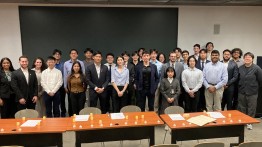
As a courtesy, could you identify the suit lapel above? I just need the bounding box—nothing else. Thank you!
[92,64,99,80]
[18,68,28,85]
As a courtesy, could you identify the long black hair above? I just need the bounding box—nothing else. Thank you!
[32,57,47,72]
[164,67,176,78]
[0,57,15,71]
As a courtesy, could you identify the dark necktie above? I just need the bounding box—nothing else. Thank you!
[201,62,204,70]
[109,65,112,82]
[171,63,174,69]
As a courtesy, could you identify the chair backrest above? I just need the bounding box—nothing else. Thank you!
[120,105,141,112]
[152,144,180,147]
[14,109,39,118]
[194,142,224,147]
[79,107,102,115]
[239,142,262,147]
[164,106,184,114]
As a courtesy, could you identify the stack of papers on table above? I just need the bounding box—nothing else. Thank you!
[207,112,225,118]
[110,113,125,119]
[168,114,185,120]
[75,115,90,121]
[21,120,41,127]
[187,115,216,126]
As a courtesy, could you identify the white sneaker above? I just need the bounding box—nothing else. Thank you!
[247,124,253,130]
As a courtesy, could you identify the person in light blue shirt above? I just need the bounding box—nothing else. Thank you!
[63,49,85,116]
[203,50,228,111]
[111,56,129,112]
[181,50,189,70]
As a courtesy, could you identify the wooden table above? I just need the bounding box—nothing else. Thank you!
[67,112,164,147]
[160,110,260,146]
[0,118,70,147]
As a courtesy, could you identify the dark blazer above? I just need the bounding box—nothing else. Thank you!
[11,68,38,102]
[135,63,159,94]
[127,63,135,84]
[196,59,210,71]
[0,70,13,99]
[221,60,239,88]
[160,62,184,80]
[86,63,110,90]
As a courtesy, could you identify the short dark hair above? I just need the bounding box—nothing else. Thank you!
[187,55,197,67]
[106,53,114,58]
[47,56,56,61]
[173,47,182,53]
[84,48,93,54]
[193,44,201,49]
[116,56,124,61]
[19,55,28,61]
[231,48,243,58]
[93,51,102,56]
[206,42,214,48]
[121,51,130,57]
[131,51,139,57]
[69,49,78,54]
[199,49,207,54]
[244,52,254,59]
[150,49,158,54]
[138,48,145,52]
[142,51,150,55]
[169,51,176,56]
[53,49,62,55]
[211,50,220,55]
[182,50,189,55]
[223,49,231,54]
[164,67,176,78]
[157,53,166,63]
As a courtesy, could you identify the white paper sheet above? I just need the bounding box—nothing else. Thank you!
[168,114,185,120]
[75,115,90,121]
[110,113,125,119]
[207,112,225,118]
[21,120,41,127]
[187,115,216,126]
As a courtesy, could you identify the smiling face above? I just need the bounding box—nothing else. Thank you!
[1,59,11,71]
[117,57,124,66]
[244,55,253,65]
[211,53,219,63]
[34,59,42,69]
[73,63,80,73]
[19,57,29,69]
[93,54,102,64]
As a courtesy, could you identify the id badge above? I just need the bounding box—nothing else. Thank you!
[170,89,175,94]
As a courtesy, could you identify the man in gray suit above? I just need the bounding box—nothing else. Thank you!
[221,49,239,110]
[160,51,184,108]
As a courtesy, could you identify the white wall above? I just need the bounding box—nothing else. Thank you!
[0,4,22,69]
[178,6,262,62]
[1,4,262,67]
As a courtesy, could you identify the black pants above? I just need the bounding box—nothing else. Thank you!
[185,91,200,113]
[137,89,155,111]
[70,92,86,115]
[232,82,239,110]
[89,89,107,114]
[59,86,66,117]
[197,86,206,111]
[127,84,136,105]
[17,98,36,111]
[112,86,128,112]
[106,85,114,113]
[0,94,17,118]
[222,86,234,110]
[178,87,186,109]
[43,91,60,118]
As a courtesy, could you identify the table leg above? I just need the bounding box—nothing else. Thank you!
[149,126,155,146]
[171,131,177,144]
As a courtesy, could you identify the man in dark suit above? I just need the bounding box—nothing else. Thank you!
[11,56,38,111]
[196,49,210,111]
[135,51,159,111]
[86,51,110,114]
[221,49,239,110]
[122,51,135,105]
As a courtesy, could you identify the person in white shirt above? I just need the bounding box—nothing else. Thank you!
[41,56,63,117]
[182,56,203,112]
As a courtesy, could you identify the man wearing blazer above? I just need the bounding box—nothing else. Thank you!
[221,49,239,110]
[135,51,159,111]
[86,51,110,114]
[11,56,38,111]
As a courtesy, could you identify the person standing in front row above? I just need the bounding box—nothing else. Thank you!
[64,49,85,116]
[86,51,110,114]
[238,52,262,130]
[135,51,159,111]
[111,56,129,112]
[11,56,38,111]
[160,67,180,114]
[41,56,63,117]
[203,50,228,112]
[182,56,203,112]
[67,61,87,115]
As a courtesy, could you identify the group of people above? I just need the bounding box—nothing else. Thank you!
[0,42,261,129]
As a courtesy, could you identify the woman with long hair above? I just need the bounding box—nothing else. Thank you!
[32,57,47,117]
[0,57,16,118]
[67,61,87,115]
